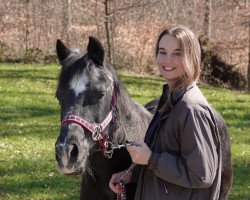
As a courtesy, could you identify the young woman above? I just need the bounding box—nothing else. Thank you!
[109,25,223,200]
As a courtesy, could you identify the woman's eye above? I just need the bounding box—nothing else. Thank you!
[173,52,181,56]
[158,51,166,55]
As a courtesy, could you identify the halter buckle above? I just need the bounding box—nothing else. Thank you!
[92,126,102,141]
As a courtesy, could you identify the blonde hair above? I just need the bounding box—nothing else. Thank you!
[155,25,201,88]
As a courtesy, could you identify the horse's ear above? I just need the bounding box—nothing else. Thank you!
[87,36,104,66]
[56,39,71,62]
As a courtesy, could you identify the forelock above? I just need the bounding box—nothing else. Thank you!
[58,52,88,88]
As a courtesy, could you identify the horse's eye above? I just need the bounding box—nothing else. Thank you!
[96,91,105,100]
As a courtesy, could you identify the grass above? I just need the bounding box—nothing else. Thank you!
[0,63,249,200]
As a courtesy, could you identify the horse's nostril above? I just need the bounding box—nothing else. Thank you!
[69,144,79,163]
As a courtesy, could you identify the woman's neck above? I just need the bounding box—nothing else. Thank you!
[167,81,177,92]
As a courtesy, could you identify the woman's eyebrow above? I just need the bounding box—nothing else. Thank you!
[159,48,181,52]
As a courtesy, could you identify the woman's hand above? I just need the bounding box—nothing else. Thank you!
[109,170,132,193]
[126,142,152,165]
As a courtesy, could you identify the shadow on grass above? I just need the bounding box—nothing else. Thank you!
[0,157,80,200]
[0,69,57,81]
[131,93,159,100]
[216,112,249,123]
[0,104,60,138]
[0,105,58,122]
[120,73,164,82]
[0,156,249,200]
[0,123,59,139]
[122,78,164,88]
[229,162,250,199]
[1,90,56,96]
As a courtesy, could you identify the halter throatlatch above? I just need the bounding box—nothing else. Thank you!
[61,89,117,158]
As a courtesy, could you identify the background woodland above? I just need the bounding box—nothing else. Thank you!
[0,0,249,90]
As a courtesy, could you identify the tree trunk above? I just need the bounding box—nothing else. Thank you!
[24,0,30,55]
[203,0,212,42]
[104,0,114,65]
[66,0,72,45]
[248,23,250,91]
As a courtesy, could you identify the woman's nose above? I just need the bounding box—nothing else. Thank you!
[157,55,172,65]
[165,55,173,62]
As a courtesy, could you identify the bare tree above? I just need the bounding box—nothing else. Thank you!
[98,0,159,64]
[66,0,72,45]
[247,11,250,91]
[0,0,249,89]
[24,0,30,55]
[104,0,114,64]
[203,0,212,42]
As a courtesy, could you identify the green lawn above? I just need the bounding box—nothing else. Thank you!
[0,63,249,200]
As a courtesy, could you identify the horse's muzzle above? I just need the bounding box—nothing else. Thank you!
[55,141,80,174]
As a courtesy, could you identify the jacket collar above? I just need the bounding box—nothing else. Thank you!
[159,82,196,114]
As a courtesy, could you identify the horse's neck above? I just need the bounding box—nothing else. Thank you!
[114,84,153,143]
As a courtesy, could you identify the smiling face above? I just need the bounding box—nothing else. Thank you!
[156,34,184,89]
[155,26,202,89]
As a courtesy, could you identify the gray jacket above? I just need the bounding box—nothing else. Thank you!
[133,84,222,200]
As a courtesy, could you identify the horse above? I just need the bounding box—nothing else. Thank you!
[55,37,232,200]
[55,36,152,200]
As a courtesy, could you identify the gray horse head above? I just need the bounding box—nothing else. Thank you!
[55,37,118,175]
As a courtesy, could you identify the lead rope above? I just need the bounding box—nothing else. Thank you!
[116,163,137,200]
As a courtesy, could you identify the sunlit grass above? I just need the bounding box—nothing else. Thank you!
[0,63,249,199]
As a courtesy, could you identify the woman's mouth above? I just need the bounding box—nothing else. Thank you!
[162,66,175,71]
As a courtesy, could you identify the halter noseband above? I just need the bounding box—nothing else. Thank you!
[61,89,117,158]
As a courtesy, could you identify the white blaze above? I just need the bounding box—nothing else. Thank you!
[70,73,89,96]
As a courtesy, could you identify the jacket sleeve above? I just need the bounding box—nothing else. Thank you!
[147,108,219,188]
[130,165,141,184]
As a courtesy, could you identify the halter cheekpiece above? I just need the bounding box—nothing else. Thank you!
[61,88,117,158]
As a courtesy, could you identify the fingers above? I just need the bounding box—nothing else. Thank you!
[126,141,142,152]
[126,141,145,154]
[126,141,151,165]
[109,173,123,193]
[126,141,142,147]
